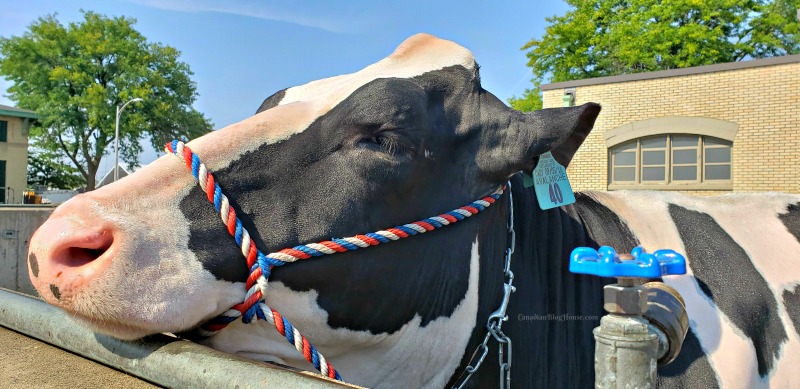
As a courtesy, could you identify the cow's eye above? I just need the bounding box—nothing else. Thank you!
[357,133,412,157]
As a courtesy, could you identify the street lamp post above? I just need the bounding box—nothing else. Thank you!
[114,98,143,182]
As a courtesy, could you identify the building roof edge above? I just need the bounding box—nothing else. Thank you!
[540,54,800,91]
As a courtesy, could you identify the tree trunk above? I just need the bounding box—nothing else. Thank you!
[86,164,97,191]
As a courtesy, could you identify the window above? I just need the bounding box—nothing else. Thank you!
[0,121,7,142]
[0,160,5,203]
[609,135,732,190]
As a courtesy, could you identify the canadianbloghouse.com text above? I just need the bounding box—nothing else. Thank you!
[516,314,599,322]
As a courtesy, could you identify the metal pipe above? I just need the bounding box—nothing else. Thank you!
[594,280,658,389]
[0,288,359,389]
[642,282,689,365]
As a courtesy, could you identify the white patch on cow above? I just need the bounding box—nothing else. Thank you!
[590,191,800,388]
[205,237,482,388]
[424,149,434,159]
[186,101,317,171]
[55,156,245,339]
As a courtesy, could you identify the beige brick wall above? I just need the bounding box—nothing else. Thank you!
[543,61,800,194]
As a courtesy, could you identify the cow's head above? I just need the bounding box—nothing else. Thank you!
[28,34,599,381]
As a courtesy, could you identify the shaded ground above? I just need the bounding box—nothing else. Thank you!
[0,326,160,388]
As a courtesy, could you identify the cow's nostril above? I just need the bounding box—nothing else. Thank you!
[52,232,114,268]
[64,245,110,267]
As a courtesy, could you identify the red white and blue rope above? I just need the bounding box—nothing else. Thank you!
[166,140,504,382]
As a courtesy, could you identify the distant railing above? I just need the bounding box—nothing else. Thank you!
[0,187,15,204]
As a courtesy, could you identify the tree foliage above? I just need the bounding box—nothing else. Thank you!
[508,86,543,112]
[27,150,84,190]
[522,0,800,84]
[0,11,212,190]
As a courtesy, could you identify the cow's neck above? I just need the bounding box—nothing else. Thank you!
[459,175,639,388]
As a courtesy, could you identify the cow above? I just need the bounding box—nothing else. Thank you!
[27,34,800,388]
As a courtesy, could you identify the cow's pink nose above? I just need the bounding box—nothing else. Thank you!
[28,196,116,301]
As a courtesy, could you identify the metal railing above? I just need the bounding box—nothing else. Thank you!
[0,288,360,389]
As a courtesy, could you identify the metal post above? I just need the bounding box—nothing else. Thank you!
[114,98,143,182]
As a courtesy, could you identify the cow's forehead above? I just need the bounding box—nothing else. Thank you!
[187,33,476,170]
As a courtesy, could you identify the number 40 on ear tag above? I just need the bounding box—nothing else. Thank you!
[522,152,576,210]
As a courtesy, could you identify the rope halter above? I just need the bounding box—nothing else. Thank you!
[166,140,505,382]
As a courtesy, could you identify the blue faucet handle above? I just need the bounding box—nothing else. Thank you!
[569,246,687,279]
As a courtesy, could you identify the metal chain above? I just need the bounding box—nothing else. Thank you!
[453,181,516,389]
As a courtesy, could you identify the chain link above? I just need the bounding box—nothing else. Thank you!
[453,181,516,389]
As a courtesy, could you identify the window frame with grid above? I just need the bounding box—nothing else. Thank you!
[608,134,733,190]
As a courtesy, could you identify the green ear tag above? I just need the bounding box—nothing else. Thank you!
[531,152,576,210]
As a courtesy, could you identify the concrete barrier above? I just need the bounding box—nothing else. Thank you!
[0,205,53,295]
[0,288,361,388]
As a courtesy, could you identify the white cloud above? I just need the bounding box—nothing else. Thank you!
[126,0,347,33]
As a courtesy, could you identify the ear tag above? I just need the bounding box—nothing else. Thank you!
[531,151,576,210]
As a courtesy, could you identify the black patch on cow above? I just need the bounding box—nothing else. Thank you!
[668,204,787,377]
[181,186,250,283]
[255,88,287,114]
[50,284,61,300]
[784,284,800,337]
[695,277,714,300]
[658,328,720,389]
[778,203,800,243]
[28,252,39,277]
[569,192,639,253]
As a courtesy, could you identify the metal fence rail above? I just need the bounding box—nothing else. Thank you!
[0,288,360,389]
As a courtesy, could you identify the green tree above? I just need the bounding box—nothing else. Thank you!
[508,86,543,112]
[27,151,84,190]
[0,11,212,190]
[521,0,800,84]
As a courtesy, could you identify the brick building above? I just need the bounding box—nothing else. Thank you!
[541,55,799,195]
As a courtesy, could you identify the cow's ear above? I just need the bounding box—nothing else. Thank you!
[476,98,601,181]
[531,103,602,168]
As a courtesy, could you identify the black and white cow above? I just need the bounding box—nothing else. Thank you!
[28,34,800,388]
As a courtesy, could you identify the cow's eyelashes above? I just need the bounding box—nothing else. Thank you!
[356,134,413,157]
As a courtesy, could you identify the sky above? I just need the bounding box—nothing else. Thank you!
[0,0,571,177]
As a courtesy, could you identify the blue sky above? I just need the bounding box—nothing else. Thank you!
[0,0,570,173]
